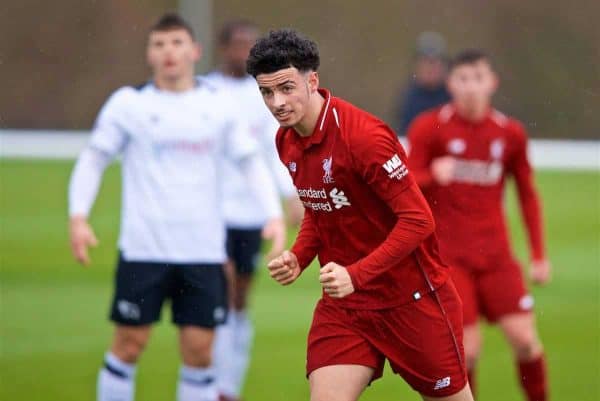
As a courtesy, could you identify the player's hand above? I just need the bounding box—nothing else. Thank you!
[262,217,287,261]
[69,215,99,266]
[530,259,552,285]
[285,195,305,227]
[431,156,457,186]
[319,262,355,298]
[267,250,301,286]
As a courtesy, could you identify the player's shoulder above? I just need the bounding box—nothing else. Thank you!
[407,104,450,137]
[333,96,390,135]
[490,108,528,140]
[99,84,148,114]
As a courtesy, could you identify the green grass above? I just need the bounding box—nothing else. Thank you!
[1,159,598,400]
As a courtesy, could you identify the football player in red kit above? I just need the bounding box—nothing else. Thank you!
[407,50,551,401]
[247,29,474,401]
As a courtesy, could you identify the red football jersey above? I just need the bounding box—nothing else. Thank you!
[407,104,545,270]
[276,89,449,310]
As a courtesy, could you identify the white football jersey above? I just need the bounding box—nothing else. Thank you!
[88,79,257,263]
[203,71,295,228]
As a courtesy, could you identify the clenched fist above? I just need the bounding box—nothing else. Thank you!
[267,250,301,286]
[319,262,355,298]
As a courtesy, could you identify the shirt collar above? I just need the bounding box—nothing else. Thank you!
[295,88,333,149]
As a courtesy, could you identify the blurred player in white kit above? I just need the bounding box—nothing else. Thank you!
[204,20,303,401]
[68,14,284,401]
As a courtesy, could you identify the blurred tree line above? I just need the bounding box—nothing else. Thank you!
[2,0,598,138]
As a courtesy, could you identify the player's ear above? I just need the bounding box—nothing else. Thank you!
[308,71,319,93]
[192,42,202,63]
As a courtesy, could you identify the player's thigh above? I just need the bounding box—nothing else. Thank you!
[307,300,385,382]
[171,264,228,328]
[309,365,373,401]
[477,260,533,323]
[373,281,467,398]
[498,312,542,358]
[178,325,215,366]
[421,383,474,401]
[449,267,479,326]
[110,254,171,326]
[111,324,153,363]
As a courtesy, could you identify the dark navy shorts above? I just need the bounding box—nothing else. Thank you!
[110,253,227,328]
[225,228,263,275]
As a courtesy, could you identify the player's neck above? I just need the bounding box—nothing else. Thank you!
[454,102,491,123]
[294,92,326,137]
[153,74,196,93]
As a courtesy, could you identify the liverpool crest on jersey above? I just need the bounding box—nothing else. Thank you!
[322,156,335,183]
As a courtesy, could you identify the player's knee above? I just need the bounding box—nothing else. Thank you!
[180,336,213,367]
[462,329,482,368]
[508,330,541,360]
[232,291,248,310]
[112,330,149,363]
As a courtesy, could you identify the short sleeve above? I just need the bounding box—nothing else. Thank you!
[350,123,415,202]
[88,87,133,157]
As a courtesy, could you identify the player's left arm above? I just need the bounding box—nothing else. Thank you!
[509,123,551,285]
[321,123,436,298]
[224,114,286,260]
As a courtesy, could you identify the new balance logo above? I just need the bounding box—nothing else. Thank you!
[329,188,351,209]
[434,377,451,390]
[382,154,408,180]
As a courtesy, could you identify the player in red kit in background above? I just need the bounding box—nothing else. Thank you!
[407,50,551,401]
[247,29,474,401]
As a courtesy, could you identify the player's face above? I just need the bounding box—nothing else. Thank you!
[415,57,446,88]
[256,67,319,128]
[221,28,258,76]
[447,60,498,113]
[147,29,200,81]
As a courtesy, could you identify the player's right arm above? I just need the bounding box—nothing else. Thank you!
[267,208,321,286]
[68,88,132,265]
[407,112,455,187]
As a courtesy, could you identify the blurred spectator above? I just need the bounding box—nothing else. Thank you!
[393,32,450,135]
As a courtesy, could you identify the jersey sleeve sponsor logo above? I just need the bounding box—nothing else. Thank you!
[296,187,351,212]
[322,156,335,183]
[288,161,297,173]
[382,154,409,180]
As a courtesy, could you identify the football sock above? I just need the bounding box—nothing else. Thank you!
[97,352,136,401]
[230,310,254,397]
[214,309,254,398]
[518,354,548,401]
[177,365,218,401]
[214,311,236,396]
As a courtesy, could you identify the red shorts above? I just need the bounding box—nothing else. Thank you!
[451,259,533,326]
[306,281,467,397]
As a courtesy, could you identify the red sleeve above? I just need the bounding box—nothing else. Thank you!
[407,113,437,189]
[508,123,546,261]
[345,123,435,290]
[291,210,321,271]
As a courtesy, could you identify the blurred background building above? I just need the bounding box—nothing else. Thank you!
[1,0,598,139]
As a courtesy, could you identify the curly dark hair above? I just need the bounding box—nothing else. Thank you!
[246,29,320,77]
